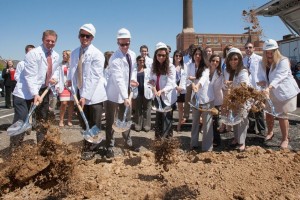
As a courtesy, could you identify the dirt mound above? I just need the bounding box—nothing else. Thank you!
[1,126,300,199]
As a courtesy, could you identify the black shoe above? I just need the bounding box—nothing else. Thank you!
[106,148,114,158]
[247,129,256,134]
[81,151,96,161]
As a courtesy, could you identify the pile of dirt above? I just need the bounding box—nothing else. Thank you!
[1,125,300,199]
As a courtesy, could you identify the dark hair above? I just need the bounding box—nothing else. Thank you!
[25,45,35,53]
[209,54,222,76]
[139,45,148,52]
[172,50,184,69]
[136,55,146,68]
[104,51,114,69]
[152,48,170,75]
[192,47,207,79]
[222,44,233,59]
[42,30,58,41]
[244,42,253,47]
[226,52,246,80]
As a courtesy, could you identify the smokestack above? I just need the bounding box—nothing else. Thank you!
[183,0,194,33]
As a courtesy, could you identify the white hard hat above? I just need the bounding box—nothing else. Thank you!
[155,42,168,50]
[80,23,96,37]
[263,39,278,50]
[227,47,242,57]
[117,28,131,39]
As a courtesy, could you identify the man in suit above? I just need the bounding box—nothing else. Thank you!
[11,30,60,150]
[243,42,265,135]
[105,28,138,158]
[67,23,107,159]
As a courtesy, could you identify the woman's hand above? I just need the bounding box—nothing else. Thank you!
[156,90,163,97]
[257,81,267,88]
[192,83,199,92]
[189,76,196,81]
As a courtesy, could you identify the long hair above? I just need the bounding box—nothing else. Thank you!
[209,54,222,77]
[226,52,245,80]
[62,50,71,65]
[262,49,284,71]
[222,44,233,59]
[192,47,207,79]
[172,50,184,69]
[136,55,146,69]
[152,48,170,75]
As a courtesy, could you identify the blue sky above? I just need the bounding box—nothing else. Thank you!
[0,0,291,61]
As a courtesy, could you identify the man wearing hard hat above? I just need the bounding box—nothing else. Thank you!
[67,23,107,159]
[105,28,139,158]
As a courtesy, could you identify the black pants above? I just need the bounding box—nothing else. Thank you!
[81,102,105,151]
[105,100,132,149]
[5,85,15,108]
[212,106,221,145]
[248,110,265,134]
[35,87,50,143]
[10,95,33,149]
[153,97,173,139]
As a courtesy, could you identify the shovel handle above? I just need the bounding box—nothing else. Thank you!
[34,86,51,106]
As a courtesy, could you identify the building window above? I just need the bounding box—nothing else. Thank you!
[207,38,211,44]
[222,38,226,43]
[198,37,203,44]
[214,38,218,44]
[229,38,233,43]
[236,38,241,43]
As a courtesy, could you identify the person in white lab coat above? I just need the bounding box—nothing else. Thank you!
[15,45,35,82]
[67,23,107,157]
[189,47,214,151]
[149,42,177,139]
[257,39,300,149]
[105,28,138,158]
[223,48,250,152]
[11,30,60,150]
[243,42,265,135]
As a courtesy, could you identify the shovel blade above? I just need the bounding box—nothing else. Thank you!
[7,120,32,136]
[83,125,105,144]
[112,120,132,133]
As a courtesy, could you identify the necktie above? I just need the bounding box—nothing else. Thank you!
[45,51,52,86]
[126,53,132,91]
[77,48,84,89]
[247,56,251,69]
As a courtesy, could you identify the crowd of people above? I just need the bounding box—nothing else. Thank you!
[4,23,300,159]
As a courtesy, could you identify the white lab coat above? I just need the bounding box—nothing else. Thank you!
[106,49,137,103]
[243,53,262,89]
[257,57,300,101]
[132,67,153,100]
[186,62,197,87]
[176,65,187,94]
[150,64,177,106]
[13,45,59,99]
[223,68,250,87]
[14,60,25,82]
[194,68,214,104]
[68,44,107,105]
[210,70,223,106]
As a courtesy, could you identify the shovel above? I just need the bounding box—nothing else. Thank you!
[112,91,133,133]
[198,107,219,115]
[151,86,172,113]
[220,110,242,126]
[65,85,104,144]
[7,86,52,136]
[188,91,200,110]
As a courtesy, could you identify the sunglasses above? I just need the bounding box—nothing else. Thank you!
[157,54,166,58]
[80,34,92,39]
[175,55,182,57]
[119,43,130,47]
[245,46,253,49]
[138,59,145,62]
[230,58,239,61]
[211,60,219,63]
